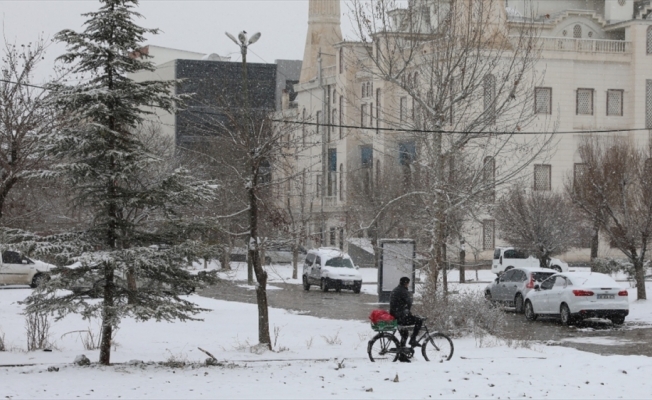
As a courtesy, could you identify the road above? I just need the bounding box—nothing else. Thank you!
[199,280,652,357]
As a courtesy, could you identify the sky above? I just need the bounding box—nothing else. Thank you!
[0,0,359,82]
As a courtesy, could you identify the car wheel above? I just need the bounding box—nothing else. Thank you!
[610,316,625,325]
[552,265,562,273]
[560,303,573,326]
[302,275,310,291]
[514,294,525,314]
[320,278,329,292]
[484,290,495,306]
[505,266,514,272]
[353,284,361,294]
[524,300,537,321]
[30,273,49,289]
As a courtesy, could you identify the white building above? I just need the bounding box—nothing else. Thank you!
[284,0,652,262]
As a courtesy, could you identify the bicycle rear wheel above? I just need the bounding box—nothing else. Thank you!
[368,333,400,363]
[422,333,454,361]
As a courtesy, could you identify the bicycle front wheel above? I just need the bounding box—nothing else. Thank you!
[368,333,400,363]
[422,333,454,362]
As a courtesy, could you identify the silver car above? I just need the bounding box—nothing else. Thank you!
[484,267,555,313]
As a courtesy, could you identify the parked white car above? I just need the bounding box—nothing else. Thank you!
[302,247,362,293]
[0,250,53,288]
[524,272,629,325]
[491,247,569,275]
[484,267,556,313]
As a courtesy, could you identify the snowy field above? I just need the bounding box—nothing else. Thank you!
[1,283,652,399]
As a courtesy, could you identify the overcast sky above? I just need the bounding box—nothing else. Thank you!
[1,0,360,82]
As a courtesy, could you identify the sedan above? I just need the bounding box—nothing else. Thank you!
[484,267,555,313]
[524,272,629,325]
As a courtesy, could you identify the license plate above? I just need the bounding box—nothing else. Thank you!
[597,294,615,299]
[344,280,353,285]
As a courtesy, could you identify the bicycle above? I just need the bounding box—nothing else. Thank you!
[367,317,454,362]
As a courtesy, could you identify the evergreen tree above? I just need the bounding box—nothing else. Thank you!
[14,0,218,365]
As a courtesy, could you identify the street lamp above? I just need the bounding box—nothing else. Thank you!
[226,30,261,286]
[225,30,261,108]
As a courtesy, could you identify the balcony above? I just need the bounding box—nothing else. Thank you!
[535,37,631,54]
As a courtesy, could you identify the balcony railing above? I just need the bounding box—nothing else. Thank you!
[534,37,631,54]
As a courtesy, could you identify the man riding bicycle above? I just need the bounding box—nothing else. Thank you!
[389,277,423,351]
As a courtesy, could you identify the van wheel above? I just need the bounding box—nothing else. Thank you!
[320,278,329,292]
[30,273,49,288]
[552,265,562,273]
[302,275,310,291]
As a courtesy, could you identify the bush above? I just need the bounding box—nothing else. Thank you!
[415,286,508,339]
[591,258,651,278]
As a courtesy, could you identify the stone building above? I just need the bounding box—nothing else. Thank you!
[282,0,652,262]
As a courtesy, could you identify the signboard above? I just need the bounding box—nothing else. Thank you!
[378,239,415,303]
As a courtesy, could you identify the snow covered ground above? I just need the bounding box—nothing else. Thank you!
[1,284,652,399]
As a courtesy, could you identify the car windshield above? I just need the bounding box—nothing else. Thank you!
[325,257,354,268]
[532,272,554,282]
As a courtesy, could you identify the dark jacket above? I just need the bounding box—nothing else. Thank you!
[389,284,412,319]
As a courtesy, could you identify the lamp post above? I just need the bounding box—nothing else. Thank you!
[225,30,261,286]
[226,31,261,114]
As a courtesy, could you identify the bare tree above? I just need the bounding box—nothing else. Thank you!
[568,137,652,300]
[350,0,555,293]
[0,36,59,221]
[494,187,582,269]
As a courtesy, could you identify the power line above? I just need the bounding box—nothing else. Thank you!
[271,118,652,136]
[4,77,651,137]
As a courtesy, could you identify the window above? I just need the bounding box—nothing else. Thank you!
[484,74,496,123]
[339,96,343,139]
[329,228,336,246]
[339,48,344,74]
[483,156,496,202]
[339,228,344,249]
[332,109,337,142]
[339,163,343,201]
[369,103,374,127]
[573,163,587,191]
[482,220,495,250]
[259,160,271,184]
[328,148,337,197]
[573,24,582,38]
[400,96,408,123]
[534,164,551,191]
[534,87,552,115]
[647,80,652,129]
[361,145,373,168]
[376,160,381,188]
[576,89,594,115]
[316,111,322,134]
[362,83,366,98]
[399,142,416,166]
[376,89,382,133]
[607,89,623,116]
[361,104,368,128]
[316,175,322,198]
[647,26,652,55]
[302,109,306,146]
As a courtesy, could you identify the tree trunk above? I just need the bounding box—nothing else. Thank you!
[248,171,271,347]
[442,242,448,295]
[99,263,115,365]
[292,234,299,279]
[590,221,599,261]
[634,258,647,300]
[459,247,466,284]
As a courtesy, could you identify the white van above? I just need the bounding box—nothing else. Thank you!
[0,250,52,288]
[302,247,363,293]
[491,247,568,275]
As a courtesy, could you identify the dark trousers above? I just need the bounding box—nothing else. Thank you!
[397,314,423,345]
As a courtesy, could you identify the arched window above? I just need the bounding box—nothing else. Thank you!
[302,108,306,146]
[339,96,343,139]
[339,163,344,201]
[483,156,496,202]
[647,26,652,55]
[483,74,496,124]
[573,24,582,38]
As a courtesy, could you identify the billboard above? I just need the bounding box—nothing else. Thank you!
[378,239,415,302]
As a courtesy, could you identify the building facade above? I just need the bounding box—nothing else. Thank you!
[284,0,652,262]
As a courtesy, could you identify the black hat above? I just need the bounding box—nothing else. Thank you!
[399,277,410,285]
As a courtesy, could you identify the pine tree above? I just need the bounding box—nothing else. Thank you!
[14,0,218,365]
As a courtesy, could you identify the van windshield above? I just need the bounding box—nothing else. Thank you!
[325,257,354,268]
